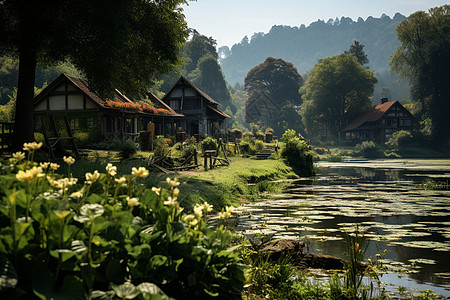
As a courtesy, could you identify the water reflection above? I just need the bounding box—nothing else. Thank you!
[236,161,450,296]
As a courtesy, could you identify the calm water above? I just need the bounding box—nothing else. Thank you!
[235,159,450,297]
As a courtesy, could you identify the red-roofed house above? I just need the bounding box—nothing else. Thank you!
[33,74,184,144]
[162,76,230,137]
[343,98,414,142]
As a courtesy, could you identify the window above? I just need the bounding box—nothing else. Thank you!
[70,118,79,131]
[184,98,200,110]
[86,117,94,129]
[400,119,412,127]
[169,99,180,110]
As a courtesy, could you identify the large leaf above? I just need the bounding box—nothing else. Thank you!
[111,282,140,299]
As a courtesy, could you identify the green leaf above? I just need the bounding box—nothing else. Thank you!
[111,282,140,299]
[149,255,167,269]
[0,255,18,291]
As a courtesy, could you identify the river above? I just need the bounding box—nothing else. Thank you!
[235,159,450,297]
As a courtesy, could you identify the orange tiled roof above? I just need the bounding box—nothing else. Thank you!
[344,101,398,131]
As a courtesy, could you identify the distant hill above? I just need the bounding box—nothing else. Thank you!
[219,13,407,94]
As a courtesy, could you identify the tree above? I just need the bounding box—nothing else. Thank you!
[180,30,218,74]
[300,53,377,142]
[0,0,188,148]
[345,40,369,66]
[190,53,233,112]
[390,5,450,144]
[244,57,303,134]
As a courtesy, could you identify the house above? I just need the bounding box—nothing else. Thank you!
[162,76,230,137]
[33,74,184,143]
[343,98,414,143]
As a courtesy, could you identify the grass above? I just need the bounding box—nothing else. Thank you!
[56,150,299,212]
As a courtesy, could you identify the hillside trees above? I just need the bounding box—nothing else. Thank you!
[390,5,450,144]
[300,53,377,142]
[345,40,369,66]
[0,0,188,148]
[244,57,304,134]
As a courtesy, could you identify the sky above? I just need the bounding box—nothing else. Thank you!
[181,0,449,48]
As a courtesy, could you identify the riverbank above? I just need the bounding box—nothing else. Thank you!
[176,156,299,209]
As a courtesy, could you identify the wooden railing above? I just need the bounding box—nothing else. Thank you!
[0,122,14,152]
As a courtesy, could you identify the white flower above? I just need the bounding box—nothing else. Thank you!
[218,206,235,220]
[131,167,149,177]
[23,142,42,152]
[151,187,161,195]
[115,177,127,184]
[85,170,100,184]
[63,156,75,165]
[40,162,50,169]
[74,203,104,223]
[127,196,140,207]
[106,163,117,176]
[173,187,179,197]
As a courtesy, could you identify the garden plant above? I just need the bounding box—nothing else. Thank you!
[0,142,246,299]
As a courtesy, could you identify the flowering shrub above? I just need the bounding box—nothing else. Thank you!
[0,143,245,299]
[105,100,173,115]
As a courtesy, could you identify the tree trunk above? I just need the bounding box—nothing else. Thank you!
[12,28,37,150]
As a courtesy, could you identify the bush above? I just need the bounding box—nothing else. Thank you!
[385,130,413,152]
[0,145,246,299]
[242,131,253,140]
[281,129,314,176]
[153,136,170,160]
[73,131,90,146]
[200,136,217,152]
[117,140,137,159]
[355,141,381,158]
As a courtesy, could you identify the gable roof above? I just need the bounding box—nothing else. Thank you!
[344,100,399,131]
[146,92,183,116]
[207,105,230,119]
[163,76,219,105]
[34,73,182,116]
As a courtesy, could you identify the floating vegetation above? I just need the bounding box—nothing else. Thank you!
[408,258,437,265]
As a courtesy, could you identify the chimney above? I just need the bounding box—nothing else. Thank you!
[381,97,388,104]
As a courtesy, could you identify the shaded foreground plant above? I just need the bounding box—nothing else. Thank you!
[0,143,246,299]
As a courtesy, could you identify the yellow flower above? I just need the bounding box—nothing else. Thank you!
[23,142,42,152]
[63,156,75,165]
[85,170,100,184]
[166,177,180,188]
[131,167,149,177]
[55,210,71,220]
[106,163,117,176]
[16,166,44,182]
[13,152,25,161]
[126,196,140,207]
[182,214,199,227]
[173,187,180,197]
[151,187,161,195]
[202,202,213,213]
[115,177,127,186]
[218,211,231,219]
[193,204,203,218]
[40,162,50,169]
[50,163,60,170]
[164,196,177,206]
[70,190,83,198]
[225,206,235,214]
[48,176,78,190]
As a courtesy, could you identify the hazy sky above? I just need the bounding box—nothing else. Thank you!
[181,0,448,48]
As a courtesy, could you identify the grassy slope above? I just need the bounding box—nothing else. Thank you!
[176,157,299,210]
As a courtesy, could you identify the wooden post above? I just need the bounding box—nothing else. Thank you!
[194,149,198,165]
[204,153,208,170]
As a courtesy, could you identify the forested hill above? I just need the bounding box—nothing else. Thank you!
[219,13,406,86]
